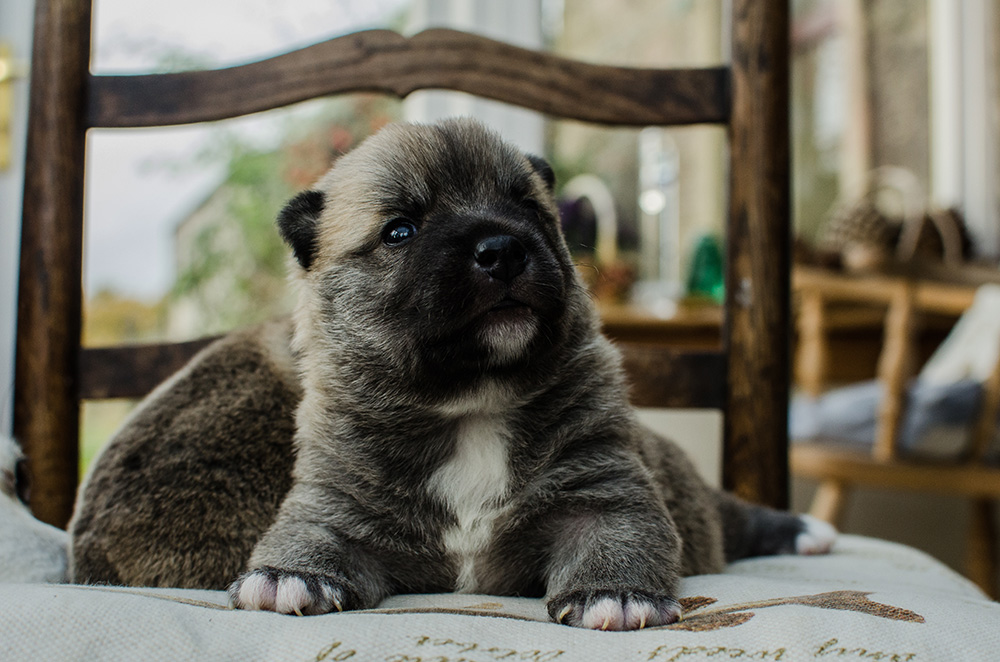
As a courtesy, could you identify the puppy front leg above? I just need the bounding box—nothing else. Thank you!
[544,504,684,630]
[228,485,390,615]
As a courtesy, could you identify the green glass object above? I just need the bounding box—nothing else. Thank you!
[686,235,725,303]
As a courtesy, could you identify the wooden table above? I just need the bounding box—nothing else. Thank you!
[599,300,722,349]
[598,276,958,387]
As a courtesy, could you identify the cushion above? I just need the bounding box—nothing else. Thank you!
[3,535,997,661]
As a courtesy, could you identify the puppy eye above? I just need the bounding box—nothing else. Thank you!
[381,218,418,246]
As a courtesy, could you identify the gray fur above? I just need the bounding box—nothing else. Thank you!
[70,320,299,588]
[71,119,827,629]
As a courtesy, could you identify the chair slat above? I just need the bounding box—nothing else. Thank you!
[78,339,722,409]
[619,345,725,409]
[78,338,220,400]
[15,0,92,528]
[722,0,791,509]
[86,28,729,129]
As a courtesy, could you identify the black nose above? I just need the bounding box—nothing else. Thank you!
[474,235,528,283]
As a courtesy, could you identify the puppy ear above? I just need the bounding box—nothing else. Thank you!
[526,154,555,191]
[277,190,325,270]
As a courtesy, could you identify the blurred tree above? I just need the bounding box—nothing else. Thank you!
[168,95,400,338]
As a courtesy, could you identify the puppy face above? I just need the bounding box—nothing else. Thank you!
[278,119,587,406]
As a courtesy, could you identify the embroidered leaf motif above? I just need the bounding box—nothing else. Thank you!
[783,590,924,623]
[671,611,753,632]
[661,590,925,632]
[460,602,504,611]
[679,596,718,612]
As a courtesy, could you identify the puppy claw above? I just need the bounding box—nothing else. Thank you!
[548,590,680,631]
[229,567,352,616]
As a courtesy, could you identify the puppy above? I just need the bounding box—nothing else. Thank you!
[0,435,68,583]
[72,119,833,629]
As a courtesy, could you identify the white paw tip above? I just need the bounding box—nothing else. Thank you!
[582,597,625,631]
[623,599,657,630]
[796,514,837,555]
[237,572,276,611]
[275,576,312,615]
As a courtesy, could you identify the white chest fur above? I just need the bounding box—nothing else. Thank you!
[426,415,511,593]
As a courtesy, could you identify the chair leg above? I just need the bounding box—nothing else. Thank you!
[810,479,849,527]
[966,499,998,599]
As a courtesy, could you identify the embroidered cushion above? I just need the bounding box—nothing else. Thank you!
[2,535,996,661]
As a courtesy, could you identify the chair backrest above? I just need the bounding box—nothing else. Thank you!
[16,0,791,528]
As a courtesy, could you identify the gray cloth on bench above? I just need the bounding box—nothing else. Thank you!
[790,378,991,458]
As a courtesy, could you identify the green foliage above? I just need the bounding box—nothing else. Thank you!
[169,95,400,336]
[168,143,294,334]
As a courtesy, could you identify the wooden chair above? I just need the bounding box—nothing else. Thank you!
[15,0,791,529]
[791,265,1000,597]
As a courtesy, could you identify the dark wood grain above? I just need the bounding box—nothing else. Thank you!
[14,0,92,528]
[78,337,220,400]
[619,345,725,409]
[722,0,791,509]
[78,341,723,408]
[86,28,729,128]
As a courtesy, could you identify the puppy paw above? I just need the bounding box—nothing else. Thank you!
[547,590,681,630]
[795,514,837,555]
[228,566,352,615]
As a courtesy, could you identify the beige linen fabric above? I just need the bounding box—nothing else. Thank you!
[2,535,996,661]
